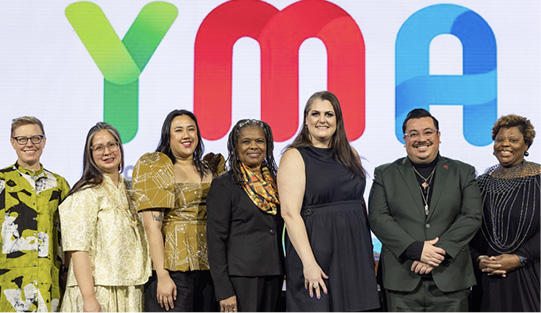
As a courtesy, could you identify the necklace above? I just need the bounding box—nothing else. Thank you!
[413,166,436,189]
[478,162,540,254]
[417,185,432,216]
[413,166,436,215]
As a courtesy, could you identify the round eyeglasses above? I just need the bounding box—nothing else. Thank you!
[91,141,120,155]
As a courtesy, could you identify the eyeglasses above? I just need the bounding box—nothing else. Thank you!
[12,135,44,145]
[404,129,438,141]
[91,141,119,154]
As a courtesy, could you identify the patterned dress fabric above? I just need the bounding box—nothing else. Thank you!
[59,174,151,312]
[470,162,540,312]
[0,163,69,312]
[133,152,211,271]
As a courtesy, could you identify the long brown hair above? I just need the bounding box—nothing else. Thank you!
[287,91,365,178]
[68,122,125,197]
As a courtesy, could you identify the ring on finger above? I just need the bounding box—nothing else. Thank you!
[312,282,319,289]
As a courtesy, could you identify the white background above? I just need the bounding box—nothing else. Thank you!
[0,0,539,196]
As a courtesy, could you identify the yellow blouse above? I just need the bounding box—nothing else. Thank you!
[133,152,213,271]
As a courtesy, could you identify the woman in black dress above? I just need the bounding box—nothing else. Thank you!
[470,114,539,312]
[207,119,284,312]
[277,91,380,311]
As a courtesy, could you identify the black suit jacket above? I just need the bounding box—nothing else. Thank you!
[207,171,284,301]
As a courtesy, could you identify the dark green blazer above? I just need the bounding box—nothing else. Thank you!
[368,156,482,292]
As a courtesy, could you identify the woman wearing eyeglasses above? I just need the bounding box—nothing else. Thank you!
[59,122,151,312]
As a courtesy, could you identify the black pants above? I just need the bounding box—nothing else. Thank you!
[385,277,469,312]
[230,275,283,312]
[145,270,218,312]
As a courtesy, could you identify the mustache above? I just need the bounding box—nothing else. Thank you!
[413,141,432,148]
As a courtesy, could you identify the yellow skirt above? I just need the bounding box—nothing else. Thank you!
[60,285,143,312]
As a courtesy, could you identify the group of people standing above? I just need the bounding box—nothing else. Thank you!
[0,91,538,312]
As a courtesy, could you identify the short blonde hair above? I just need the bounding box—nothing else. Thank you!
[11,116,45,137]
[492,114,535,147]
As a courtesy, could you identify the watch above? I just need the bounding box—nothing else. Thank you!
[517,255,528,267]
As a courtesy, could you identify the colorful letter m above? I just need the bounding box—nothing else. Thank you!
[195,0,366,141]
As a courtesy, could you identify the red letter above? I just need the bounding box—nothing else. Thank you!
[195,0,365,141]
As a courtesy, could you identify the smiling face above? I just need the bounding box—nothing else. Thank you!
[91,129,121,175]
[11,124,46,171]
[169,115,199,162]
[237,126,266,173]
[306,99,337,147]
[493,126,528,167]
[404,116,441,164]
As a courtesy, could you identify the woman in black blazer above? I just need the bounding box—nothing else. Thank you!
[207,119,284,312]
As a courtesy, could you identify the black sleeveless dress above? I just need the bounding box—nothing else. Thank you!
[285,146,380,311]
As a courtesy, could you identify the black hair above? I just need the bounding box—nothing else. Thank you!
[156,109,209,179]
[402,108,440,134]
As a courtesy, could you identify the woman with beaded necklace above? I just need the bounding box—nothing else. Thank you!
[470,114,540,312]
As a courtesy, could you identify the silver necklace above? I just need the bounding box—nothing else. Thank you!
[413,166,436,215]
[478,162,540,254]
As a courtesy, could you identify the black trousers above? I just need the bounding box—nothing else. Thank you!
[145,270,218,312]
[230,275,283,312]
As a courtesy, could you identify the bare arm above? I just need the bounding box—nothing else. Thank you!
[143,209,177,310]
[71,251,101,312]
[278,148,327,299]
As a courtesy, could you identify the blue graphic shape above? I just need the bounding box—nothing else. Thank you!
[395,4,497,146]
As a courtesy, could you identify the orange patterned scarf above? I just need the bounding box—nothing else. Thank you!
[240,162,280,215]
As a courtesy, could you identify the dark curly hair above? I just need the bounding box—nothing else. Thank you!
[227,119,277,185]
[492,114,535,147]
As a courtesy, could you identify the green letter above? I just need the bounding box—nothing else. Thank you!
[66,1,178,142]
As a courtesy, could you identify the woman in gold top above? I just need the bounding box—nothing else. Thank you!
[133,110,224,311]
[59,122,151,312]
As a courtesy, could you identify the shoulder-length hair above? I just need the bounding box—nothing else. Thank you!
[287,91,365,178]
[156,109,209,179]
[68,122,125,197]
[227,119,277,185]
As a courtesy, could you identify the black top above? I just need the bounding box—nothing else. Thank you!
[300,146,365,206]
[470,168,540,312]
[207,171,284,301]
